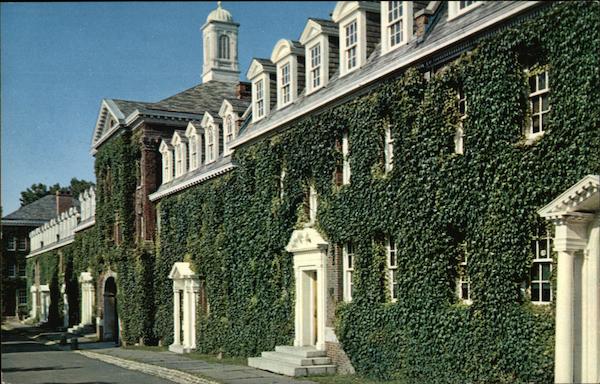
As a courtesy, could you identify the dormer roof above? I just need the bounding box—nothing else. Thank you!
[271,39,304,63]
[300,18,338,45]
[332,1,380,23]
[247,58,276,80]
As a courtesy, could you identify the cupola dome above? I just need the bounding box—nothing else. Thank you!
[207,1,233,23]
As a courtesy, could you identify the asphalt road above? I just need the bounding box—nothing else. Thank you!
[1,327,176,384]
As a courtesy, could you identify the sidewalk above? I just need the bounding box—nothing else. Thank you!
[2,320,318,384]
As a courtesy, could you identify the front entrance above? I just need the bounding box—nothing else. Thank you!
[168,262,199,354]
[103,276,118,342]
[287,228,328,351]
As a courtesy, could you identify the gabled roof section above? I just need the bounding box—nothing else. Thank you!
[146,81,238,116]
[201,111,221,127]
[300,18,338,45]
[219,98,251,117]
[332,1,380,23]
[538,175,600,219]
[247,58,276,80]
[171,130,188,145]
[91,98,151,151]
[159,139,173,153]
[168,262,197,280]
[186,121,204,136]
[271,39,304,63]
[2,195,59,226]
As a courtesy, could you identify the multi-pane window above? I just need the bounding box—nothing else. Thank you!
[310,44,321,89]
[218,35,230,60]
[190,136,198,169]
[530,226,553,304]
[163,152,170,181]
[343,242,355,301]
[255,79,265,118]
[345,20,358,71]
[457,244,471,303]
[225,116,234,146]
[528,66,550,136]
[171,149,176,180]
[8,263,16,278]
[384,125,394,172]
[19,263,26,278]
[387,236,398,301]
[455,88,467,154]
[342,131,351,185]
[18,289,27,305]
[281,64,291,105]
[18,237,27,251]
[388,1,403,47]
[175,145,183,176]
[207,129,215,162]
[7,237,16,251]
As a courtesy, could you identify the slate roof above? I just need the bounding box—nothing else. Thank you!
[2,195,78,226]
[112,99,152,118]
[307,18,338,34]
[145,81,239,116]
[226,98,251,113]
[234,1,543,147]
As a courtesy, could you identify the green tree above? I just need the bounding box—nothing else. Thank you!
[19,178,95,206]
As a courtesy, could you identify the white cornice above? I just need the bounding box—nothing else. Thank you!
[231,1,541,150]
[538,175,600,219]
[149,164,235,202]
[73,218,95,233]
[27,236,75,259]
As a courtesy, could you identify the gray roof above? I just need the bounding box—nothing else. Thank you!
[2,195,77,226]
[225,97,251,114]
[252,58,276,72]
[145,81,239,116]
[112,99,152,118]
[307,18,338,35]
[235,1,541,145]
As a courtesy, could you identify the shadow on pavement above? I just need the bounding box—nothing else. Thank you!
[2,366,81,372]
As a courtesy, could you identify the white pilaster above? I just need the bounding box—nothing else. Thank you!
[173,289,181,346]
[555,249,575,383]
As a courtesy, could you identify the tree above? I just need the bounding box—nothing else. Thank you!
[19,178,95,206]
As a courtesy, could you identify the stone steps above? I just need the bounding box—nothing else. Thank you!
[248,346,336,377]
[67,324,94,335]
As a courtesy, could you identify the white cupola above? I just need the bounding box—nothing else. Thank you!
[202,1,240,83]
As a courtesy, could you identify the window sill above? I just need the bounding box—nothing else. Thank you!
[531,301,552,305]
[524,131,545,145]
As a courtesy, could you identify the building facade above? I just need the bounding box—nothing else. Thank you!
[26,2,599,383]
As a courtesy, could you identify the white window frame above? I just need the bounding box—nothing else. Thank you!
[8,263,16,278]
[175,145,182,177]
[224,115,235,155]
[300,20,334,94]
[309,43,321,90]
[17,237,27,251]
[308,184,318,225]
[254,78,266,120]
[386,236,398,302]
[530,226,553,304]
[342,131,351,185]
[206,127,215,163]
[7,236,16,251]
[448,1,482,20]
[455,88,467,155]
[189,135,198,170]
[161,150,171,183]
[526,65,550,139]
[381,1,412,54]
[280,63,291,106]
[384,124,394,173]
[344,19,358,73]
[457,247,471,304]
[343,242,355,302]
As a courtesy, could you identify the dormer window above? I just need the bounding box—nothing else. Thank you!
[159,141,174,183]
[448,1,481,20]
[256,79,265,118]
[381,1,412,54]
[207,127,215,163]
[185,122,202,171]
[344,20,358,71]
[281,63,291,105]
[300,18,338,94]
[310,44,321,89]
[332,1,381,77]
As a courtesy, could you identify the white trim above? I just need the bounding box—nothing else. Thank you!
[230,2,540,150]
[381,1,413,55]
[27,237,75,258]
[149,164,235,202]
[448,1,483,21]
[74,218,96,233]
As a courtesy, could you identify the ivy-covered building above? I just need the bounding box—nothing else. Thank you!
[27,2,599,383]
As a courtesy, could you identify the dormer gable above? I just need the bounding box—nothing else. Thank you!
[91,99,123,152]
[300,18,339,94]
[219,99,245,156]
[332,1,381,77]
[201,112,222,163]
[171,131,189,178]
[247,58,277,123]
[271,39,305,109]
[185,121,203,171]
[159,140,174,184]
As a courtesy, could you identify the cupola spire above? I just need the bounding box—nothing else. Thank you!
[202,1,240,82]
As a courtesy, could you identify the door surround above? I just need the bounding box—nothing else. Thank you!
[286,227,328,351]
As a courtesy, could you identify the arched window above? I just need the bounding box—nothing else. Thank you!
[225,116,234,145]
[218,35,230,60]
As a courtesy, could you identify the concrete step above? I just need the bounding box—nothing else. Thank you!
[274,345,327,358]
[261,351,331,366]
[248,356,336,377]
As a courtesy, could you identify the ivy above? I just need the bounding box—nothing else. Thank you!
[44,2,599,382]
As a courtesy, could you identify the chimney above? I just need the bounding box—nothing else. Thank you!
[235,82,251,99]
[56,191,73,216]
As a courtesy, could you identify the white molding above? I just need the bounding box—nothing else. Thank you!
[27,237,75,258]
[230,1,540,150]
[448,1,483,21]
[380,1,413,55]
[149,164,235,202]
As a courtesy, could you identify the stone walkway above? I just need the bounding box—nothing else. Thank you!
[89,347,318,384]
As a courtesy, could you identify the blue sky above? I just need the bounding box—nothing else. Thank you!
[1,1,336,215]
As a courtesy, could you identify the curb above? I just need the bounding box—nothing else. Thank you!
[75,350,218,384]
